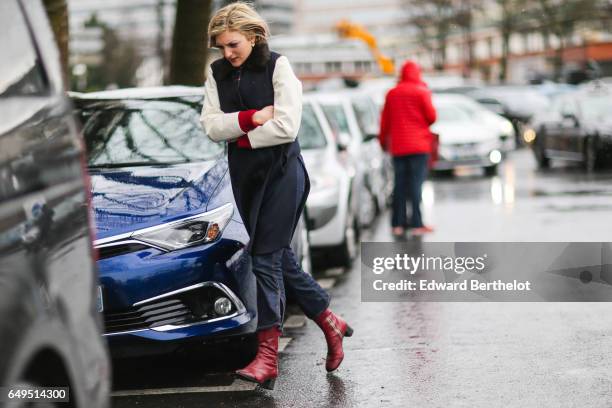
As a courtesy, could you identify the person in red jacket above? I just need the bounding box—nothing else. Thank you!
[379,60,437,237]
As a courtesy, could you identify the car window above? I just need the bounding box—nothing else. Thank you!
[435,105,472,122]
[351,96,379,139]
[297,104,327,150]
[320,103,350,139]
[0,0,48,97]
[79,99,224,166]
[579,95,611,121]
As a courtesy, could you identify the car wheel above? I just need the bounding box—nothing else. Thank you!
[299,220,312,276]
[534,129,550,169]
[358,186,377,228]
[484,164,498,176]
[583,136,599,173]
[329,210,357,269]
[432,169,454,178]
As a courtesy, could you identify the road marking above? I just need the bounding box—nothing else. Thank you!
[278,337,292,352]
[111,382,257,396]
[316,278,336,290]
[284,314,306,329]
[325,267,344,277]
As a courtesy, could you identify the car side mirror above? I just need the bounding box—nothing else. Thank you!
[337,132,351,151]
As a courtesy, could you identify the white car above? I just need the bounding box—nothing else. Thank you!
[299,97,357,268]
[438,93,516,153]
[308,90,388,228]
[432,94,510,176]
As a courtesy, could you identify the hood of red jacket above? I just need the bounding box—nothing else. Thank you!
[400,61,423,84]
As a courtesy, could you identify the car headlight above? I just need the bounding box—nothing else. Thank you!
[132,203,234,251]
[311,173,340,195]
[523,128,536,144]
[501,120,514,135]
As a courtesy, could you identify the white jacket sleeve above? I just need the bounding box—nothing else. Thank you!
[200,65,244,142]
[246,56,303,149]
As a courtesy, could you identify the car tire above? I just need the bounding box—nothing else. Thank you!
[583,136,600,173]
[484,164,498,176]
[432,169,454,178]
[299,219,312,276]
[329,210,357,269]
[358,186,377,228]
[534,129,550,169]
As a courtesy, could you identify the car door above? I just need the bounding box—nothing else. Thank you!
[0,1,109,404]
[558,98,583,159]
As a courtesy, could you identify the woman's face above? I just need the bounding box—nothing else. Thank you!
[215,30,253,68]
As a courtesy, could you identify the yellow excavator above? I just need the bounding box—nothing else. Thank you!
[335,20,395,75]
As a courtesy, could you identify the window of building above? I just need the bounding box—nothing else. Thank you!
[0,0,48,97]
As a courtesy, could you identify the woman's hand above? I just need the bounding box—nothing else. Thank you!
[252,105,274,126]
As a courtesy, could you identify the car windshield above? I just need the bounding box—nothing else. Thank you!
[298,104,327,150]
[490,89,549,112]
[580,95,611,121]
[435,105,471,122]
[78,98,223,167]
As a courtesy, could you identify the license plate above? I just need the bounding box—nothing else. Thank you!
[96,285,104,313]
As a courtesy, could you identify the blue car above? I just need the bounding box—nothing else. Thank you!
[73,87,260,358]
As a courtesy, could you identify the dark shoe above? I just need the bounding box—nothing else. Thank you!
[314,309,353,372]
[235,326,281,389]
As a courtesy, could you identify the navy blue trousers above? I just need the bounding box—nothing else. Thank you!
[392,154,429,228]
[251,160,329,330]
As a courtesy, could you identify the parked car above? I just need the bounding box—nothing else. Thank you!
[309,90,388,227]
[0,1,110,407]
[466,86,549,145]
[438,94,516,153]
[300,97,357,268]
[73,87,310,358]
[527,87,612,172]
[431,94,506,176]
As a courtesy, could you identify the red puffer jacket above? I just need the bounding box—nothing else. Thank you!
[379,61,437,157]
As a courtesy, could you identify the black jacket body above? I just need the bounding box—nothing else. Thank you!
[211,44,309,255]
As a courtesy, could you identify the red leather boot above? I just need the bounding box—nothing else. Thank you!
[235,326,281,389]
[314,309,353,372]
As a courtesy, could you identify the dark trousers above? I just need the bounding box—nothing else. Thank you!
[252,248,330,330]
[392,154,429,228]
[251,158,329,330]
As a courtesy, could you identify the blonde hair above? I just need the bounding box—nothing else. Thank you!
[208,2,270,47]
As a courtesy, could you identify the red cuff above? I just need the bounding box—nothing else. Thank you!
[238,109,258,133]
[236,134,252,149]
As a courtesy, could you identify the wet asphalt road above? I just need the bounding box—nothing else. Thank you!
[111,149,612,407]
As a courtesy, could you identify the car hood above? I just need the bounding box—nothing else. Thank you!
[432,121,498,145]
[89,159,228,240]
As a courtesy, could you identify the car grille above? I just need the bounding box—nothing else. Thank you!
[104,285,236,334]
[97,243,150,260]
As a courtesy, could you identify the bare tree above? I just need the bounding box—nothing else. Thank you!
[169,0,212,85]
[453,0,483,77]
[43,0,69,84]
[495,0,527,82]
[535,0,600,80]
[405,0,455,71]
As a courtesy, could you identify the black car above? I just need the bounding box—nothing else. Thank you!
[528,86,612,172]
[466,86,549,145]
[0,1,110,407]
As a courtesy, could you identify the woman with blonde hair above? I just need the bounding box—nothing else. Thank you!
[200,2,353,390]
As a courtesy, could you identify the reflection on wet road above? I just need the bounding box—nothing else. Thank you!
[112,149,612,408]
